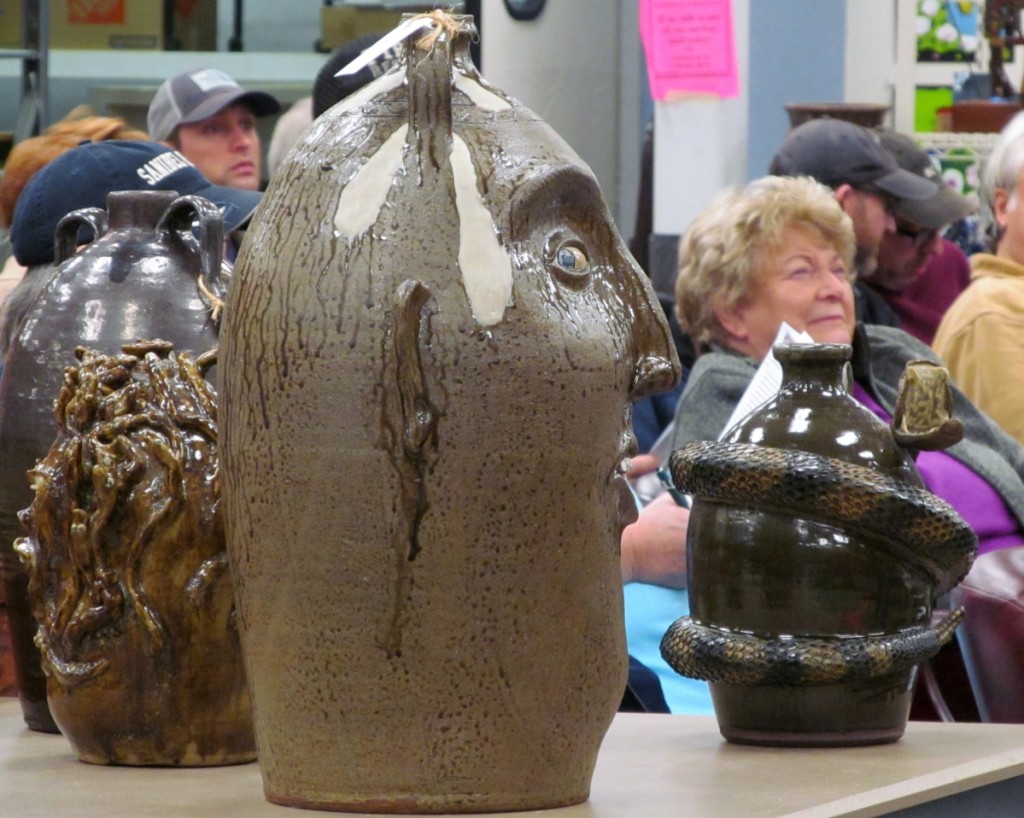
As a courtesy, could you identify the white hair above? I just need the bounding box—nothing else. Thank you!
[980,111,1024,248]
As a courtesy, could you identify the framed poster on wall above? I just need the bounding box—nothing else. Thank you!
[916,0,981,63]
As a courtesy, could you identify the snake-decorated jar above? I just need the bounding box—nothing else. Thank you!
[663,343,974,746]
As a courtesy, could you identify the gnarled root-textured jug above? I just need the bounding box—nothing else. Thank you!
[661,344,976,746]
[220,12,679,814]
[15,342,254,765]
[0,190,226,733]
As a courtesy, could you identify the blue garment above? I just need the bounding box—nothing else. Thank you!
[624,655,669,712]
[632,381,684,453]
[623,582,714,715]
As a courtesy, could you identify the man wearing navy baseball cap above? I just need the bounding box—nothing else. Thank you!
[10,140,262,269]
[148,69,280,192]
[770,118,939,326]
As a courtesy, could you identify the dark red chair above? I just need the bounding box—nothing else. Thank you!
[950,547,1024,723]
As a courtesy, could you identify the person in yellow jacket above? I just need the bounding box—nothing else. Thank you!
[934,112,1024,446]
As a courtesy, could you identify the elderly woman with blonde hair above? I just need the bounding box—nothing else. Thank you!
[667,174,1024,561]
[675,174,856,360]
[626,175,1024,715]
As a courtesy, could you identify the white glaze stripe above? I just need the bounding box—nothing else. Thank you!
[453,73,511,111]
[451,134,513,326]
[334,124,408,239]
[331,70,405,116]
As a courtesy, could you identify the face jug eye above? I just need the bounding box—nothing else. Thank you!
[546,233,591,286]
[557,245,588,273]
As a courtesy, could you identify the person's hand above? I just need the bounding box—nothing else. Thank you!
[627,453,660,478]
[626,453,664,505]
[620,492,688,588]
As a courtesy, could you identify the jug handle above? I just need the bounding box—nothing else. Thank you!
[157,194,227,305]
[54,208,108,265]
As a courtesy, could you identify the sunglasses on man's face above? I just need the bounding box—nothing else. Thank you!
[894,220,940,250]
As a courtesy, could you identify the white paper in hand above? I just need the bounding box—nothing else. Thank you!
[718,322,814,440]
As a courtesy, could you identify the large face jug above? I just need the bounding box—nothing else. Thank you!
[220,13,679,814]
[0,189,225,733]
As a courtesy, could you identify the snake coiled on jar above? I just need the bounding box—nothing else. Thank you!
[660,439,977,685]
[671,440,975,594]
[661,605,964,686]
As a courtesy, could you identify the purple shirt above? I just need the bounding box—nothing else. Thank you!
[854,384,1023,556]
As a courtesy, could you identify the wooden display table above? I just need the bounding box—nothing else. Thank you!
[1,699,1023,817]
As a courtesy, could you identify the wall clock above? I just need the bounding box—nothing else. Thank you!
[503,0,546,21]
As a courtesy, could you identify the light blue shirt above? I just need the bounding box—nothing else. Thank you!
[623,582,714,715]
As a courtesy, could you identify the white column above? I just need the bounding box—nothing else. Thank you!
[480,0,641,231]
[651,0,750,238]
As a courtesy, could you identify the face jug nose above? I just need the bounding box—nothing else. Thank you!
[625,280,681,403]
[629,354,679,402]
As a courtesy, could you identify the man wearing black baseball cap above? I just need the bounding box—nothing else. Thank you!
[770,118,938,326]
[865,129,976,344]
[148,68,280,192]
[9,140,263,269]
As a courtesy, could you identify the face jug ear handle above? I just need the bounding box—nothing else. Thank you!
[393,278,437,460]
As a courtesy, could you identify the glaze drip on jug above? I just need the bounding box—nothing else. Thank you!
[220,11,679,813]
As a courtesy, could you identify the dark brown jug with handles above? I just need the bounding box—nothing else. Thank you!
[0,190,226,735]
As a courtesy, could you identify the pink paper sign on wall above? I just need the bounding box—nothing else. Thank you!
[640,0,739,101]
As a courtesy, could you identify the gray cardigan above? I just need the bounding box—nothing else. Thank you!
[669,324,1024,528]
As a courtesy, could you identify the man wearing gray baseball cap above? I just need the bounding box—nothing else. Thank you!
[148,68,281,192]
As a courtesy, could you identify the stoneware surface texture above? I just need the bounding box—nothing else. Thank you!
[220,15,679,814]
[0,262,58,365]
[14,342,254,766]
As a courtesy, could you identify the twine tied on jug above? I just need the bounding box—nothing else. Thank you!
[412,9,476,51]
